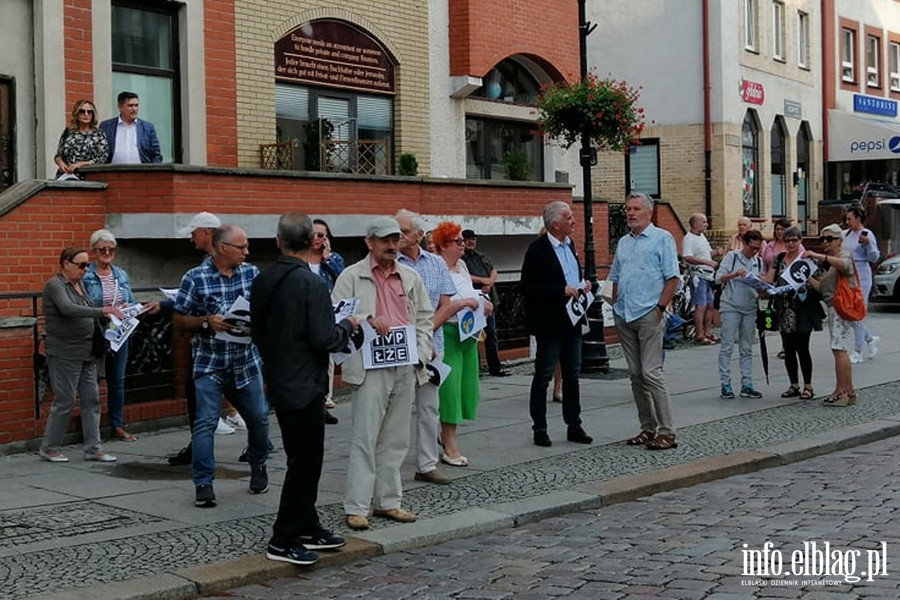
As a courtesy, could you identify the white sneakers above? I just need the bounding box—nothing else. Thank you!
[225,412,247,430]
[215,417,236,435]
[849,350,863,365]
[867,336,880,360]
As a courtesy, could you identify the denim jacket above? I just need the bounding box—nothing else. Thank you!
[82,263,137,307]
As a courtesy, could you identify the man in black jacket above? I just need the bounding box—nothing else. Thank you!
[251,212,359,566]
[520,201,593,448]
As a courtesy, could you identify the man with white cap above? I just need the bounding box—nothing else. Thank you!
[166,212,223,465]
[332,216,433,530]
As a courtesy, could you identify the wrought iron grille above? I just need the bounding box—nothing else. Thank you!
[322,139,390,175]
[259,141,294,170]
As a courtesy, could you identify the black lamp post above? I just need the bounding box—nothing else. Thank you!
[577,0,609,373]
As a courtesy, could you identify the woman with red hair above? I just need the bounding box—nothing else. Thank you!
[432,221,492,466]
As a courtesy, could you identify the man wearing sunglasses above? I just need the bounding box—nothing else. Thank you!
[99,91,163,164]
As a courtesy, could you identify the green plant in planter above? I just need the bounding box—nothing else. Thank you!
[302,118,334,171]
[536,73,646,151]
[398,152,418,176]
[501,149,531,181]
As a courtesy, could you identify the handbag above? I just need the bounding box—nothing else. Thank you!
[91,319,107,359]
[833,272,867,322]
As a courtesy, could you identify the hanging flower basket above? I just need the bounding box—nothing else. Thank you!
[535,73,646,151]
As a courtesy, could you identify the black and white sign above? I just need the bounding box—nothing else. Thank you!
[361,323,419,370]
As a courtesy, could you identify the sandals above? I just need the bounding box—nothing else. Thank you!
[626,430,657,445]
[440,452,469,467]
[112,427,138,442]
[645,434,678,450]
[822,390,857,407]
[707,334,721,343]
[695,337,716,345]
[781,385,800,398]
[800,387,815,400]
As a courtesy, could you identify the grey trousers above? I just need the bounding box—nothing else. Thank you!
[41,356,103,454]
[412,381,440,473]
[615,310,676,436]
[344,366,415,516]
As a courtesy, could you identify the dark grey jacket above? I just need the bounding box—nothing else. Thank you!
[42,274,104,360]
[250,256,353,411]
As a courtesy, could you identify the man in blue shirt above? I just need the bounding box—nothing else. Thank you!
[609,192,680,451]
[173,224,269,507]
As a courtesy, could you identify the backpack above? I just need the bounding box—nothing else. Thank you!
[832,267,866,322]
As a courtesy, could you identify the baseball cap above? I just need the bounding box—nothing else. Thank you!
[366,216,402,238]
[179,212,221,236]
[462,229,477,239]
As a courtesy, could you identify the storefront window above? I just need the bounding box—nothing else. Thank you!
[770,118,787,217]
[111,3,178,162]
[472,58,541,105]
[465,118,542,181]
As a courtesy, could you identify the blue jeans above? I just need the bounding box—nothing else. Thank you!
[718,310,756,388]
[529,327,583,432]
[104,340,128,429]
[192,372,269,486]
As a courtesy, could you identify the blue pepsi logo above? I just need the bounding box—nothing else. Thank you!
[889,136,900,154]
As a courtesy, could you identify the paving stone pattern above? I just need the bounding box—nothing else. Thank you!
[225,435,900,600]
[4,383,900,598]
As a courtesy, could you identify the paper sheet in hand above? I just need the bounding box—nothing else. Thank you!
[734,273,793,296]
[104,304,149,352]
[330,298,362,365]
[215,296,252,344]
[457,297,487,342]
[778,258,818,290]
[361,323,419,370]
[425,358,452,388]
[566,287,595,326]
[159,287,179,301]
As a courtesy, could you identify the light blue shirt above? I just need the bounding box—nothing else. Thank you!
[609,223,679,323]
[398,249,455,355]
[548,233,581,287]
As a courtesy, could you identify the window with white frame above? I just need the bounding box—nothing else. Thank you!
[842,28,856,82]
[867,34,881,87]
[745,0,758,51]
[890,42,900,91]
[773,1,785,61]
[797,11,810,68]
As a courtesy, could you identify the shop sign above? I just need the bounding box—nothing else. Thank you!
[740,78,765,105]
[275,19,395,94]
[853,94,897,117]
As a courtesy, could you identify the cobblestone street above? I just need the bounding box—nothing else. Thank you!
[222,435,900,600]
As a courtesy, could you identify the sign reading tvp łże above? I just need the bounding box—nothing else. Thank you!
[275,19,395,94]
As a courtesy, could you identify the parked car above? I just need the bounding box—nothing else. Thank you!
[874,255,900,301]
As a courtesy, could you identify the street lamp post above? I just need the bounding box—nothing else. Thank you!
[578,0,609,373]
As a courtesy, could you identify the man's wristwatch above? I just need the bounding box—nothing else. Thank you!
[201,316,209,331]
[656,304,666,313]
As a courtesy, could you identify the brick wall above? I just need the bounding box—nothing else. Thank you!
[449,0,579,82]
[205,0,238,167]
[64,0,94,110]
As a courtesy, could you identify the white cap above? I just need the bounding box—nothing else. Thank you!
[179,212,221,236]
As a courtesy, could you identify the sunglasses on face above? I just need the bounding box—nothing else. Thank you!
[69,260,90,270]
[78,109,94,115]
[452,238,465,246]
[93,247,115,254]
[820,236,839,243]
[784,238,800,243]
[314,232,327,238]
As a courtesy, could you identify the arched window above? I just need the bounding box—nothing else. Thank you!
[770,117,787,217]
[471,58,541,105]
[466,57,544,181]
[742,111,760,217]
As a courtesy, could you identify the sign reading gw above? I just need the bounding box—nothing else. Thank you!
[849,136,900,154]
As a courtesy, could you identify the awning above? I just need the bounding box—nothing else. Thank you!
[828,110,900,162]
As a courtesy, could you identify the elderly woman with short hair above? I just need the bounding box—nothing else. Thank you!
[82,229,141,441]
[39,247,124,462]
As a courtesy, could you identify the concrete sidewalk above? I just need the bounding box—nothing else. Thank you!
[4,310,900,600]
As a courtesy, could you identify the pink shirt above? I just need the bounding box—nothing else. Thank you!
[370,256,410,326]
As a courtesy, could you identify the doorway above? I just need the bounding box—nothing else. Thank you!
[0,77,14,191]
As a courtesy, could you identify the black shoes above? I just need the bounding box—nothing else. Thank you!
[489,370,510,377]
[533,429,552,447]
[325,410,339,425]
[194,484,216,508]
[167,444,191,466]
[296,529,346,551]
[266,543,318,566]
[249,465,269,494]
[567,426,593,444]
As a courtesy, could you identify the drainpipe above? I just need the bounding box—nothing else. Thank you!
[702,0,713,224]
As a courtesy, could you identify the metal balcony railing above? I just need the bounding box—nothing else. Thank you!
[259,141,294,170]
[322,139,391,175]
